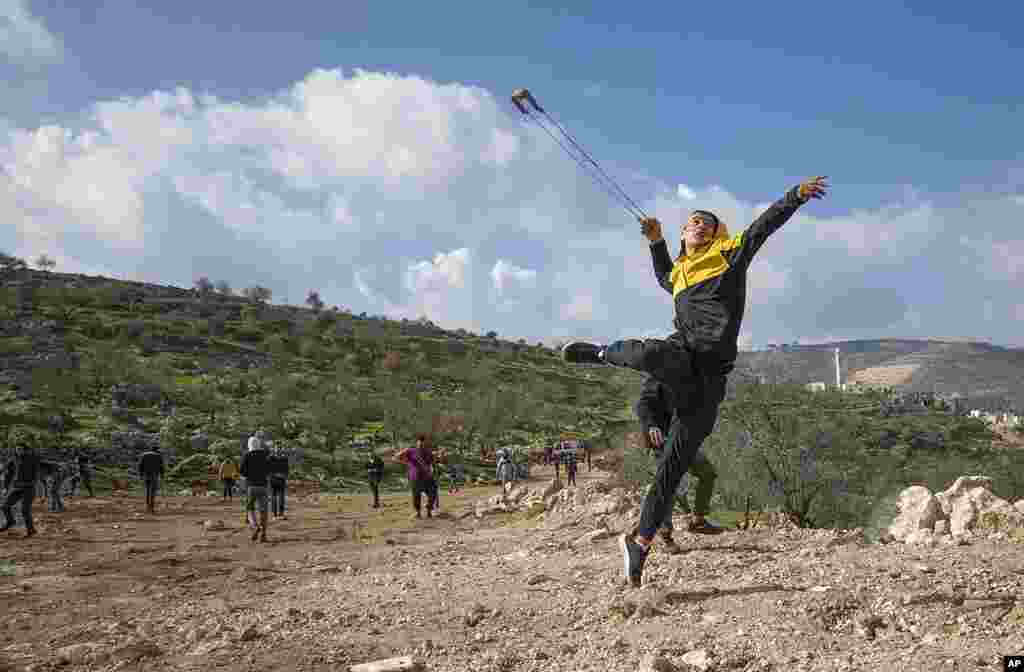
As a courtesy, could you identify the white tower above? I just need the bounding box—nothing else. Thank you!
[834,348,841,388]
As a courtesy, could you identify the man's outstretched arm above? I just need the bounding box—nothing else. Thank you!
[640,218,675,294]
[732,176,829,266]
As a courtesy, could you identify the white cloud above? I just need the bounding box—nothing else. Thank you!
[989,239,1024,279]
[2,67,1024,348]
[562,293,599,321]
[809,202,938,258]
[0,0,63,67]
[490,259,537,295]
[405,248,470,293]
[676,183,696,200]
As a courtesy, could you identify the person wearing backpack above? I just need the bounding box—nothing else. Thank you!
[219,456,240,499]
[366,450,385,509]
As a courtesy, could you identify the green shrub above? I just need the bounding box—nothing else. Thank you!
[80,316,114,340]
[233,326,263,343]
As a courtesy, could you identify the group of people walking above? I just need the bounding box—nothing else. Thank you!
[237,428,293,543]
[2,436,95,537]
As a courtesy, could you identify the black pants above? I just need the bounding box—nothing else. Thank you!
[369,480,380,507]
[223,478,235,498]
[604,337,728,539]
[426,478,439,511]
[567,466,577,486]
[2,487,34,531]
[270,479,286,516]
[656,449,719,534]
[143,476,159,511]
[410,479,430,515]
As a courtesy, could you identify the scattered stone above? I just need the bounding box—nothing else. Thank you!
[855,614,887,640]
[349,655,423,672]
[464,603,488,627]
[681,649,713,671]
[239,624,263,642]
[638,652,677,672]
[111,640,161,663]
[574,528,614,546]
[203,519,225,531]
[56,643,95,665]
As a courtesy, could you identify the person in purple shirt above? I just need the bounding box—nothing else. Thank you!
[394,434,434,519]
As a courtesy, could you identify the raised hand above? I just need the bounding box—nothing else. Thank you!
[640,217,663,242]
[798,176,829,201]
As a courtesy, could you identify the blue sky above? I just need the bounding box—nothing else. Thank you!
[3,0,1024,347]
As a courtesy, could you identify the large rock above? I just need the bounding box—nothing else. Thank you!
[887,486,945,541]
[935,476,994,516]
[946,486,1023,536]
[1015,500,1024,516]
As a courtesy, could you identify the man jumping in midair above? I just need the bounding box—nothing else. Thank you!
[563,176,828,587]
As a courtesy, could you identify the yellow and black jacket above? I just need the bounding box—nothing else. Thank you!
[650,186,806,367]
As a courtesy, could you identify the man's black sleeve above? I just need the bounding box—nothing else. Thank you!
[240,454,249,479]
[730,187,806,269]
[158,455,164,476]
[649,240,676,294]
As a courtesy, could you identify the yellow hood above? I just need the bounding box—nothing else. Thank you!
[678,220,731,261]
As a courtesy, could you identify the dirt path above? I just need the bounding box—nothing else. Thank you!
[1,464,1022,672]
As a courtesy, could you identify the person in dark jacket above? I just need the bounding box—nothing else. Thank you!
[2,440,41,537]
[241,440,271,542]
[635,375,721,554]
[73,452,94,498]
[268,446,289,520]
[395,434,434,519]
[366,452,385,508]
[562,177,829,587]
[137,446,164,514]
[563,446,578,487]
[41,461,66,513]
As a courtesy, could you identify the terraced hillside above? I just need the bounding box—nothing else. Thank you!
[737,339,1024,408]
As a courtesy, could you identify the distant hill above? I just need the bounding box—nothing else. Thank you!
[737,339,1024,410]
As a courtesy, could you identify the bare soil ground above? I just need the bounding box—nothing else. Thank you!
[1,465,1022,672]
